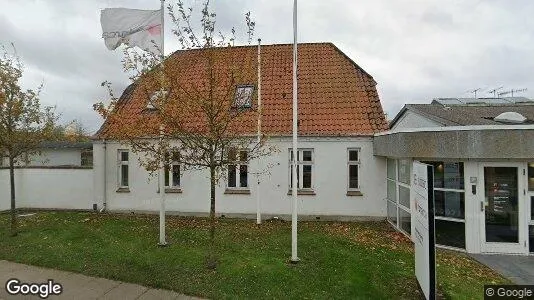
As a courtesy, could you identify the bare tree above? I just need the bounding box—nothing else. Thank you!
[94,0,275,269]
[0,44,58,236]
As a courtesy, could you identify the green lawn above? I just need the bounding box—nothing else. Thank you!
[0,211,509,299]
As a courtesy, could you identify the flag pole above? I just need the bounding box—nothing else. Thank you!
[256,38,262,225]
[158,0,167,247]
[290,0,299,263]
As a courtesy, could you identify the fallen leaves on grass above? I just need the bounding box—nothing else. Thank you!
[323,221,413,252]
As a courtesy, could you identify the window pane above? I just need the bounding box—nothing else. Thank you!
[387,200,397,226]
[387,158,396,180]
[531,196,534,220]
[290,165,293,188]
[228,149,237,161]
[234,86,253,108]
[428,162,464,190]
[399,208,411,234]
[435,219,465,249]
[289,165,302,188]
[349,165,359,189]
[240,165,248,188]
[399,185,410,208]
[530,225,534,253]
[164,166,170,187]
[398,159,411,184]
[81,151,93,166]
[172,165,180,187]
[303,165,312,188]
[121,165,129,187]
[302,151,312,162]
[387,179,396,202]
[228,165,236,187]
[349,150,358,162]
[529,163,534,191]
[435,191,465,219]
[297,165,300,188]
[239,151,248,162]
[121,151,128,162]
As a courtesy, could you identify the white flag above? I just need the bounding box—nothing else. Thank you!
[101,8,162,55]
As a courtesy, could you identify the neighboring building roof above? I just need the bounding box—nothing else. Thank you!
[432,97,534,106]
[95,42,388,138]
[390,101,534,128]
[40,141,92,150]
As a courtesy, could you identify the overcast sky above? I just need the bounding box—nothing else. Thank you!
[1,0,533,132]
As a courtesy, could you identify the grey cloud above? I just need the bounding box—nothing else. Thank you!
[1,0,533,129]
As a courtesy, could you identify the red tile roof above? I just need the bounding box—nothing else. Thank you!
[96,42,388,138]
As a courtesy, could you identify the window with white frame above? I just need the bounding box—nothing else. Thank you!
[234,85,254,109]
[227,149,248,189]
[118,150,129,188]
[164,152,181,189]
[347,149,360,190]
[289,149,314,190]
[424,161,466,249]
[386,158,411,235]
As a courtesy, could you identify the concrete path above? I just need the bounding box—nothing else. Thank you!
[0,260,202,299]
[470,254,534,285]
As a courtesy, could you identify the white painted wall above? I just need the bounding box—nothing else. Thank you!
[463,161,480,253]
[93,137,387,217]
[0,168,94,211]
[392,110,442,131]
[30,149,83,166]
[1,149,83,167]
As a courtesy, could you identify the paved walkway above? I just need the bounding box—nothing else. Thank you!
[470,254,534,285]
[0,261,201,299]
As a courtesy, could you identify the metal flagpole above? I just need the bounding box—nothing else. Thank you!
[158,0,167,247]
[256,38,262,225]
[291,0,299,263]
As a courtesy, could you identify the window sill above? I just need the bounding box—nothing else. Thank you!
[116,187,130,193]
[346,190,363,196]
[224,189,251,195]
[287,190,316,196]
[165,188,182,194]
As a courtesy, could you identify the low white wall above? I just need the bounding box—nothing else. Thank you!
[94,137,387,217]
[0,168,94,211]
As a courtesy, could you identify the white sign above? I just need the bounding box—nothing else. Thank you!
[412,161,436,300]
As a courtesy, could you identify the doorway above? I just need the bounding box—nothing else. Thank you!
[480,163,527,254]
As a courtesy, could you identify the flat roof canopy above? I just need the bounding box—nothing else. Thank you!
[373,126,534,159]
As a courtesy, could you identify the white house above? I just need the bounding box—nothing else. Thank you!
[375,97,534,255]
[92,43,390,219]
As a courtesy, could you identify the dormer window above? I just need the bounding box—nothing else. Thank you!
[234,85,254,108]
[147,90,168,109]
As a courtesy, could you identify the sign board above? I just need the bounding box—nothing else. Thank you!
[412,161,436,300]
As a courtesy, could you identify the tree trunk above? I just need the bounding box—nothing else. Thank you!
[207,164,217,269]
[9,155,17,237]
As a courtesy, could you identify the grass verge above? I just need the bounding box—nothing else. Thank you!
[0,211,510,299]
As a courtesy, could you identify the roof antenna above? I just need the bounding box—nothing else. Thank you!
[488,86,503,98]
[467,88,481,98]
[498,88,527,97]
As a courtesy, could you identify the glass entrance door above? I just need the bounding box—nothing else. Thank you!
[482,165,526,253]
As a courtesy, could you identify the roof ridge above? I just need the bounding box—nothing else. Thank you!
[168,42,334,57]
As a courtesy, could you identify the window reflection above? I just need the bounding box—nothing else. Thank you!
[427,162,464,189]
[435,191,465,219]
